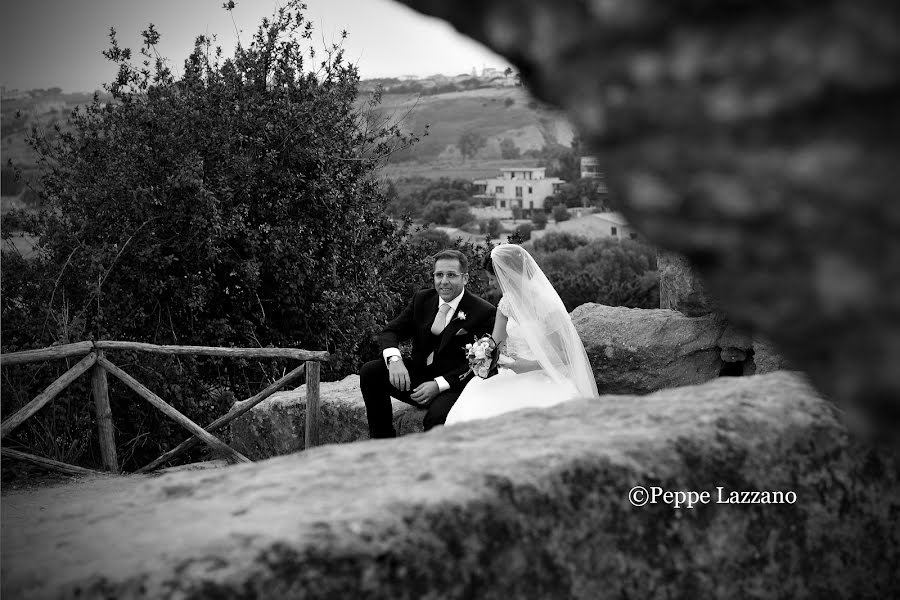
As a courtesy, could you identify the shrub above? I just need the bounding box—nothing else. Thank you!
[449,206,475,228]
[514,223,533,242]
[531,232,589,253]
[531,210,548,230]
[552,203,571,222]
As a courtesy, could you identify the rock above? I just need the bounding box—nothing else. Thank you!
[572,303,724,393]
[394,0,900,425]
[753,337,794,374]
[229,375,424,459]
[658,251,716,316]
[3,372,898,598]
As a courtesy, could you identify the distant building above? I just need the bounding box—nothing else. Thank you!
[530,211,641,242]
[592,212,639,240]
[473,167,565,216]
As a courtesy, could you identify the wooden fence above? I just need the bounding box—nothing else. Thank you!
[0,341,329,475]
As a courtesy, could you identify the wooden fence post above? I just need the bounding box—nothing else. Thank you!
[304,360,321,449]
[91,350,118,473]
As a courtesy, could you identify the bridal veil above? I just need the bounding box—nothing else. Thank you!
[490,244,599,399]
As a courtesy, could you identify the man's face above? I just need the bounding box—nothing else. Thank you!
[433,258,468,302]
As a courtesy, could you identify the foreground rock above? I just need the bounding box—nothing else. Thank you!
[395,0,900,425]
[3,372,898,599]
[229,375,423,459]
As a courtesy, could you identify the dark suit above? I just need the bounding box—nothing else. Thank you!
[360,288,496,437]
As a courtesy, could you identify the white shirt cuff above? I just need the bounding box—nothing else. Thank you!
[434,376,450,392]
[383,348,401,366]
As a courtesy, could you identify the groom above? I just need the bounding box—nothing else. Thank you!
[360,249,496,438]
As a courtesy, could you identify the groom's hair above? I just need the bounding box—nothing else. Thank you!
[432,249,469,273]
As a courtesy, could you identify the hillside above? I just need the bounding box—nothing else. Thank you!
[1,84,575,209]
[369,86,574,166]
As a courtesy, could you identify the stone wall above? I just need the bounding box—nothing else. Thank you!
[4,372,898,598]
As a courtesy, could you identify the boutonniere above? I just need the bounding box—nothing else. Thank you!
[455,311,467,322]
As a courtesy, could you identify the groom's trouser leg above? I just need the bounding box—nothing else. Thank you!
[360,359,403,438]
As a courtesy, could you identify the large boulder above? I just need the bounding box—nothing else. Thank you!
[3,372,898,598]
[572,303,726,393]
[393,0,900,425]
[230,375,424,459]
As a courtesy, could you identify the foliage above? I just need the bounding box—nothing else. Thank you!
[386,177,474,219]
[422,200,472,226]
[479,218,502,238]
[499,137,520,159]
[515,223,534,241]
[531,210,548,230]
[527,234,659,310]
[457,129,487,160]
[0,1,441,469]
[552,204,571,222]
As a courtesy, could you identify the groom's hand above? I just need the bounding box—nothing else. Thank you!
[410,381,439,405]
[388,361,411,391]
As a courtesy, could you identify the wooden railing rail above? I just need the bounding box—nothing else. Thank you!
[0,340,329,476]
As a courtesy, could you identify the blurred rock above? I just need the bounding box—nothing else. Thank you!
[395,0,900,424]
[4,372,898,598]
[658,251,716,316]
[229,375,424,459]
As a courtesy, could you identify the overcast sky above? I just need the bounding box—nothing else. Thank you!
[1,0,510,92]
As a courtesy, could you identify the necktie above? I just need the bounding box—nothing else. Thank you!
[430,303,452,335]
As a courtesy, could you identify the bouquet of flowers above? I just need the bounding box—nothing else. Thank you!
[460,335,499,380]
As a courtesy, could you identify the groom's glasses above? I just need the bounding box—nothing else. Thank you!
[433,271,463,281]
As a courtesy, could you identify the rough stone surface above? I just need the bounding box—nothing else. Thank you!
[658,251,716,316]
[573,303,736,393]
[3,372,898,598]
[230,375,424,459]
[395,0,900,423]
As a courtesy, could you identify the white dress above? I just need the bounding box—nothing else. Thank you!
[445,296,580,425]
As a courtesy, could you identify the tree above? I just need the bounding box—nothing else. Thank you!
[0,1,429,468]
[531,210,548,230]
[553,203,571,222]
[458,129,487,160]
[422,200,470,225]
[515,223,533,241]
[499,137,520,159]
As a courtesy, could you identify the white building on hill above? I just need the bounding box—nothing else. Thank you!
[473,167,565,216]
[530,211,641,243]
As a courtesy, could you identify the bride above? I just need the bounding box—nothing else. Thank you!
[445,244,599,425]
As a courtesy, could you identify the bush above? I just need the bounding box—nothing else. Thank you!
[449,206,475,228]
[422,200,470,225]
[531,210,548,230]
[514,223,533,241]
[552,203,571,222]
[479,217,502,239]
[531,232,589,253]
[531,238,659,311]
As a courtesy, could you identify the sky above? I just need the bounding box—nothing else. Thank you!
[0,0,511,93]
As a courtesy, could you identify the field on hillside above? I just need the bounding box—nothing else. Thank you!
[364,87,574,164]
